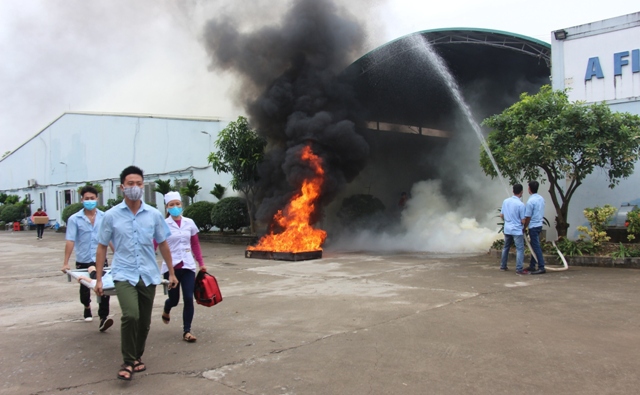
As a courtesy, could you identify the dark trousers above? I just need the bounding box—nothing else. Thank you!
[163,269,196,333]
[76,262,110,319]
[36,224,45,238]
[528,226,546,269]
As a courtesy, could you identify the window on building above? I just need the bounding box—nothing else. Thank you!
[63,189,73,207]
[39,192,46,211]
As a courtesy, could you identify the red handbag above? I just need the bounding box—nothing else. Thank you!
[194,271,223,307]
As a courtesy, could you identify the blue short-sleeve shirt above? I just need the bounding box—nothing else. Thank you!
[97,201,171,287]
[501,195,525,235]
[525,193,546,228]
[65,209,105,263]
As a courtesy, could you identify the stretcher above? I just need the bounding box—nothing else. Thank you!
[66,269,170,301]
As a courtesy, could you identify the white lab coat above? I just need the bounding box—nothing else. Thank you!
[161,216,199,274]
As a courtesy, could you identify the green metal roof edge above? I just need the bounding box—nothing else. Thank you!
[352,27,551,65]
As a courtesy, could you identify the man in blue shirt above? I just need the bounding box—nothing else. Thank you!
[500,184,527,274]
[524,180,546,274]
[62,185,114,331]
[95,166,178,381]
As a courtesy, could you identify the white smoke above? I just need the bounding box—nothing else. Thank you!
[330,179,501,253]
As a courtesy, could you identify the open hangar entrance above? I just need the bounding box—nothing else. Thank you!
[327,29,551,230]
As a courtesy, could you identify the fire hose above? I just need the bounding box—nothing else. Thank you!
[524,231,569,272]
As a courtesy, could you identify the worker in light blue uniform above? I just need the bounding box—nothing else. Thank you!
[500,184,527,274]
[94,166,178,381]
[524,181,546,274]
[62,185,114,331]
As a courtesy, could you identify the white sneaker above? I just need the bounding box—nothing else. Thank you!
[84,308,93,322]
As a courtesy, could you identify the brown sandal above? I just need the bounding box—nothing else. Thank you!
[133,359,146,372]
[117,363,134,381]
[162,312,170,325]
[183,332,197,342]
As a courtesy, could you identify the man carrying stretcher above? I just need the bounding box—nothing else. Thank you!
[61,185,115,332]
[94,166,178,381]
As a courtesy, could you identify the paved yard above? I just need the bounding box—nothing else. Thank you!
[1,230,639,394]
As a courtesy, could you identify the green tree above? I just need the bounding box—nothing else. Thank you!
[210,183,227,201]
[180,178,202,204]
[4,195,20,205]
[481,85,640,238]
[154,179,175,196]
[105,197,123,209]
[0,193,7,204]
[62,203,83,224]
[210,197,250,233]
[19,196,33,218]
[208,116,266,233]
[0,205,22,223]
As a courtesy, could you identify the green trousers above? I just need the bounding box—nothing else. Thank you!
[114,278,156,365]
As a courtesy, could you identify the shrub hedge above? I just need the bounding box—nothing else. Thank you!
[210,197,249,233]
[183,201,215,232]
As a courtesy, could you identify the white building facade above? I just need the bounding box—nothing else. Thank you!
[551,12,640,237]
[0,112,232,225]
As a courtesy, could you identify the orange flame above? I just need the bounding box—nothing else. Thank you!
[248,145,327,252]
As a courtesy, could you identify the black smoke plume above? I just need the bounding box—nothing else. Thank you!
[202,0,370,226]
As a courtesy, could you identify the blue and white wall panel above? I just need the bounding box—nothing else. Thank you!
[0,113,232,224]
[552,13,640,238]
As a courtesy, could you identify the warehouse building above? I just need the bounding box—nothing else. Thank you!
[0,112,231,225]
[551,12,640,235]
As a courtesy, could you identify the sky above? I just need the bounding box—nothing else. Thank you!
[1,0,638,156]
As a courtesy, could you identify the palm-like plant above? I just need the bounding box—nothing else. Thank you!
[154,179,174,196]
[210,183,226,201]
[180,178,202,204]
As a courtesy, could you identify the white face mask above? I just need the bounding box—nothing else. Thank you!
[123,186,144,201]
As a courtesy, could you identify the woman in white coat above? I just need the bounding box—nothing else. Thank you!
[160,192,207,342]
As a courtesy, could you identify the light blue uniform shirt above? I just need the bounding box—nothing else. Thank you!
[525,193,545,228]
[65,209,105,263]
[501,195,525,235]
[97,201,171,287]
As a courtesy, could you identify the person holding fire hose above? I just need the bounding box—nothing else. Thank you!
[499,184,528,275]
[524,181,546,275]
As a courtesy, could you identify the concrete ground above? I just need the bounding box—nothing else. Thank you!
[2,229,640,395]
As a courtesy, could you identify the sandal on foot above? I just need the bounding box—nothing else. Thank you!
[117,363,134,381]
[162,312,170,325]
[183,332,197,343]
[133,359,146,372]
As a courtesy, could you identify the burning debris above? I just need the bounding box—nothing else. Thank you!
[203,0,370,259]
[244,250,323,262]
[246,145,326,260]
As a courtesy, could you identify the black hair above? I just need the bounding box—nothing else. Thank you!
[120,166,144,184]
[513,184,523,195]
[528,181,539,194]
[80,185,99,197]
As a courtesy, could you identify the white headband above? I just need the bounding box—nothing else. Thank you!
[164,191,181,205]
